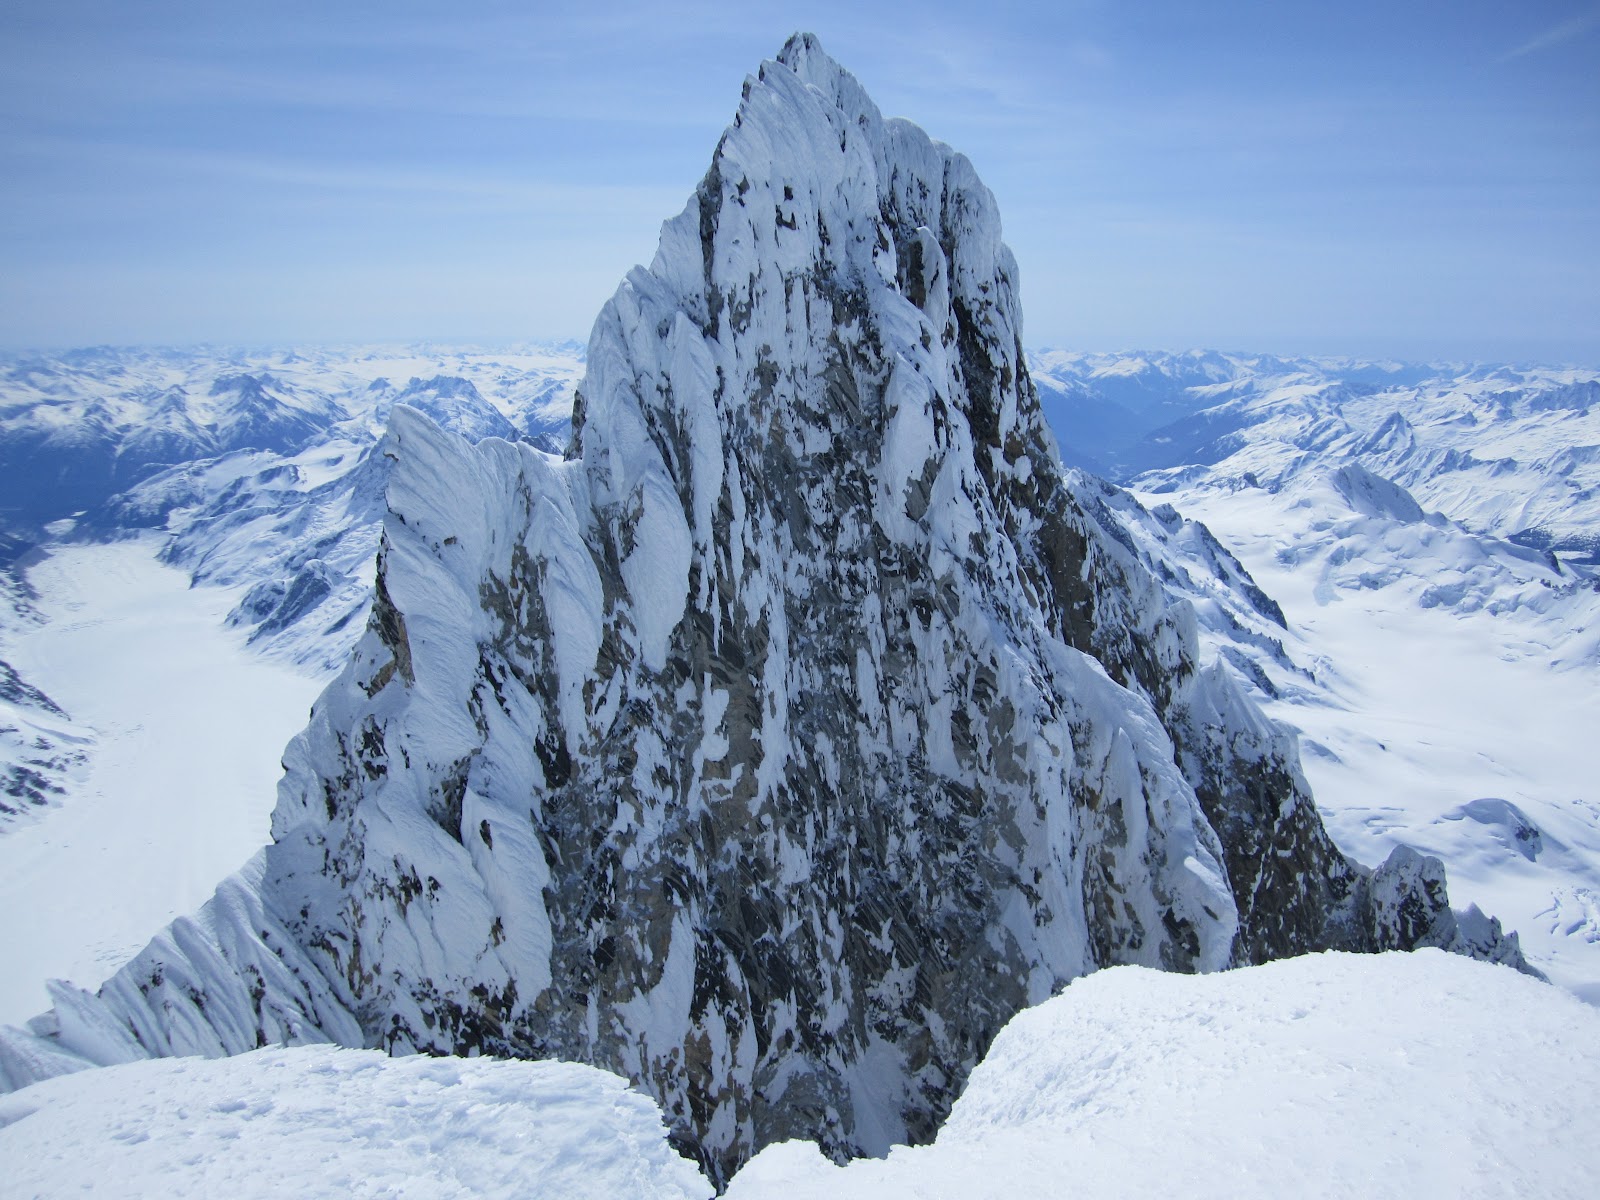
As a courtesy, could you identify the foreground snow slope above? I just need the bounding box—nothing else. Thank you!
[728,950,1599,1200]
[4,951,1583,1199]
[0,539,324,1024]
[0,1047,708,1200]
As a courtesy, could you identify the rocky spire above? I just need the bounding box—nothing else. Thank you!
[294,35,1240,1176]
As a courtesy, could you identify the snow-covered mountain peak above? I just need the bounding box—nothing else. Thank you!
[378,376,519,444]
[0,37,1537,1189]
[1328,462,1428,524]
[1349,409,1418,466]
[773,32,883,129]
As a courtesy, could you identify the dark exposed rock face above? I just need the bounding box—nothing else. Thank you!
[0,33,1534,1189]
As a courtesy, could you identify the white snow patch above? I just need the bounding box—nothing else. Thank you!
[622,472,693,675]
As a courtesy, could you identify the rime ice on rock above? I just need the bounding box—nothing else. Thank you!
[0,33,1534,1186]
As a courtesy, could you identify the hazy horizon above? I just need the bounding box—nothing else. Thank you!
[4,334,1596,372]
[4,1,1597,364]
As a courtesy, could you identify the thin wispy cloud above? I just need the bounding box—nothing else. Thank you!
[11,134,686,216]
[1,2,1595,359]
[1503,7,1600,59]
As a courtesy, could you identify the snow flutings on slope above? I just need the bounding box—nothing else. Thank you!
[727,950,1600,1200]
[0,1046,708,1200]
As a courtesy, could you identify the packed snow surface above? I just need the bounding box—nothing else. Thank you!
[0,1046,708,1200]
[0,539,323,1024]
[727,950,1599,1200]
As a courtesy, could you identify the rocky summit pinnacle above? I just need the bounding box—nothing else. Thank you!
[0,34,1532,1187]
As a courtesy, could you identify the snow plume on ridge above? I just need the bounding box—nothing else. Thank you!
[0,33,1536,1186]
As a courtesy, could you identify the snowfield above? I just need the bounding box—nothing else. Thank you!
[727,950,1600,1200]
[1,951,1591,1199]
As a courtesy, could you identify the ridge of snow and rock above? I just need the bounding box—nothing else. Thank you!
[1135,464,1600,1001]
[0,34,1532,1188]
[1020,345,1600,1002]
[1088,355,1599,1002]
[0,344,585,827]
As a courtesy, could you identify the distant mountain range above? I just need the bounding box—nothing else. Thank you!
[1034,348,1599,561]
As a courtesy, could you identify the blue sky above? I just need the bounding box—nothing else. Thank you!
[2,0,1596,361]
